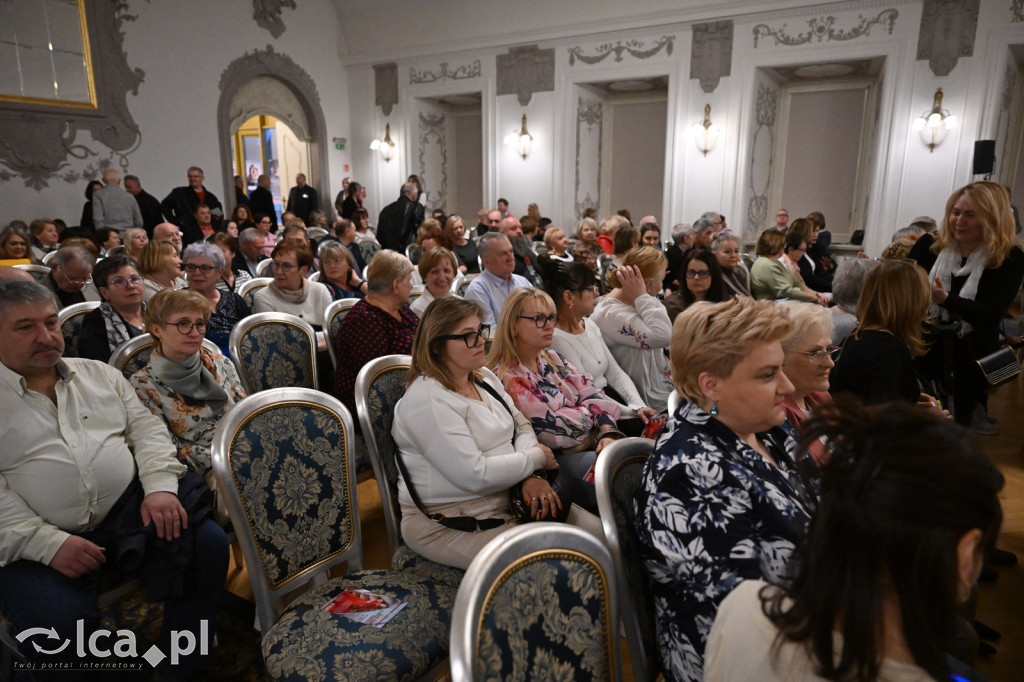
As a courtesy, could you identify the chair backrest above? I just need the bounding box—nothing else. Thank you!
[450,524,622,682]
[255,258,274,277]
[211,387,362,632]
[228,312,318,394]
[405,243,420,263]
[41,250,59,264]
[455,274,478,298]
[742,253,755,270]
[58,301,101,358]
[109,333,220,379]
[238,277,272,309]
[307,227,329,239]
[104,245,127,258]
[354,354,411,561]
[594,437,661,682]
[356,240,381,267]
[667,389,681,416]
[408,284,424,305]
[324,297,361,369]
[13,263,50,281]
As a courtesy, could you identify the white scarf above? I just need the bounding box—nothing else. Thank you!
[927,243,989,337]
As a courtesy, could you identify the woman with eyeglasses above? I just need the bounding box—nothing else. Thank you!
[489,287,624,512]
[182,242,251,356]
[663,249,724,323]
[78,255,148,362]
[130,289,246,520]
[394,296,600,569]
[251,241,333,328]
[254,212,277,257]
[138,241,184,302]
[547,262,656,436]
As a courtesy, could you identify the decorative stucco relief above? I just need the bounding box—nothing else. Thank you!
[418,112,448,211]
[752,9,898,48]
[374,63,399,116]
[252,0,296,39]
[574,98,603,220]
[229,76,310,139]
[746,84,778,231]
[568,36,675,66]
[691,22,732,93]
[410,60,482,84]
[916,0,979,77]
[1013,0,1023,22]
[497,45,555,106]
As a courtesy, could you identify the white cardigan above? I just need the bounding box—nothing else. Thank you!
[393,369,546,505]
[251,281,333,327]
[589,293,674,412]
[551,322,646,416]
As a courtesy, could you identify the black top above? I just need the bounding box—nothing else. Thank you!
[133,189,165,235]
[829,329,919,405]
[797,254,832,292]
[77,307,146,363]
[452,240,481,274]
[286,184,319,224]
[248,186,277,232]
[340,195,361,220]
[160,185,222,228]
[376,196,424,252]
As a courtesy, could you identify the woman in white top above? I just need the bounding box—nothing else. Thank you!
[705,399,1002,682]
[252,241,332,328]
[546,260,657,434]
[393,296,599,570]
[589,247,674,412]
[410,247,458,318]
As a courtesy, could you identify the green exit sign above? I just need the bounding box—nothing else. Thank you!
[335,142,345,150]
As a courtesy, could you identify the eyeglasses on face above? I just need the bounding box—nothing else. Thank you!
[518,313,559,328]
[106,275,143,288]
[170,319,206,335]
[183,264,217,274]
[57,266,91,286]
[788,346,842,361]
[685,269,711,280]
[274,262,298,272]
[441,325,490,348]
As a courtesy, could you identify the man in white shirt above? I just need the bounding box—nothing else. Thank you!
[464,233,531,326]
[0,280,228,677]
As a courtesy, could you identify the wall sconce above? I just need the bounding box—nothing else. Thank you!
[503,114,533,159]
[370,123,396,162]
[689,104,720,156]
[912,88,957,153]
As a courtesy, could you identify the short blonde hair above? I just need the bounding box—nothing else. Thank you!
[778,301,833,350]
[137,241,178,276]
[366,249,414,295]
[670,297,792,403]
[487,287,556,378]
[607,246,666,289]
[144,288,211,352]
[598,214,623,236]
[543,227,565,250]
[407,296,487,390]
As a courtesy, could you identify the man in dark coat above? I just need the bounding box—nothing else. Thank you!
[233,175,250,209]
[249,174,278,233]
[285,173,319,224]
[160,166,223,229]
[376,182,424,252]
[124,174,164,236]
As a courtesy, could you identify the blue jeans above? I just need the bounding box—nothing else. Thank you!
[0,519,228,680]
[556,449,598,513]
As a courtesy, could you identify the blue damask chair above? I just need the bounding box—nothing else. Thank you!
[228,313,318,394]
[595,437,661,682]
[211,388,452,682]
[238,277,273,309]
[58,301,100,358]
[354,355,466,588]
[109,333,220,380]
[450,523,622,682]
[324,297,361,370]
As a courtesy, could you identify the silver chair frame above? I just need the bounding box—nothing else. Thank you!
[455,274,478,297]
[324,297,362,370]
[254,258,274,277]
[237,276,272,308]
[109,333,220,378]
[227,312,318,394]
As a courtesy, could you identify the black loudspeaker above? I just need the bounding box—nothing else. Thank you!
[973,140,996,175]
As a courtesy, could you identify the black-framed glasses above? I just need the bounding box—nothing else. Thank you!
[788,346,842,362]
[685,269,711,280]
[183,263,217,274]
[106,275,143,288]
[518,313,558,328]
[171,319,206,335]
[441,325,489,348]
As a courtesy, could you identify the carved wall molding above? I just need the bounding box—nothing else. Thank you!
[374,63,399,116]
[691,22,732,93]
[746,83,778,231]
[418,112,448,211]
[574,98,603,220]
[497,45,555,106]
[568,36,675,66]
[409,60,481,85]
[229,76,311,140]
[752,9,899,48]
[0,1,144,190]
[916,0,979,77]
[252,0,296,38]
[1013,0,1024,22]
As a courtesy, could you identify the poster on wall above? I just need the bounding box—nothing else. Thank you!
[243,136,262,193]
[264,128,281,211]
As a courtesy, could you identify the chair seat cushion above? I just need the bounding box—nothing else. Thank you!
[391,544,465,589]
[262,569,454,682]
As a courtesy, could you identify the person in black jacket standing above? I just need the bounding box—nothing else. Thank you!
[285,173,318,224]
[161,167,223,229]
[124,174,164,236]
[376,182,424,252]
[249,174,278,233]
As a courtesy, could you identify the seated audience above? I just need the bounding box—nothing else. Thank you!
[705,400,1002,682]
[0,225,31,261]
[636,296,817,682]
[639,221,662,248]
[40,245,100,308]
[210,232,253,294]
[96,227,121,256]
[316,240,368,300]
[590,247,674,412]
[750,229,826,304]
[596,215,621,254]
[445,214,479,274]
[352,207,376,241]
[330,218,368,276]
[464,232,532,327]
[491,287,626,510]
[252,241,332,327]
[29,218,60,262]
[788,217,832,292]
[393,296,600,570]
[234,227,266,278]
[664,222,695,292]
[138,241,184,302]
[712,232,751,299]
[542,226,573,264]
[332,249,418,415]
[78,255,147,362]
[611,224,639,268]
[123,226,149,261]
[663,248,723,322]
[571,217,602,271]
[410,247,457,317]
[230,204,255,230]
[255,213,277,257]
[182,242,251,356]
[829,258,876,346]
[0,279,228,679]
[778,301,836,464]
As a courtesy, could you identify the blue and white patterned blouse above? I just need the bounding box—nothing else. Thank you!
[634,398,819,682]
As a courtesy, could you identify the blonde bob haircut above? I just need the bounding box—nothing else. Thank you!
[932,181,1020,268]
[417,246,458,280]
[606,246,667,289]
[543,227,565,251]
[366,249,414,295]
[137,241,179,277]
[144,288,211,352]
[406,296,487,391]
[777,301,834,351]
[486,287,556,379]
[755,229,786,257]
[670,297,792,404]
[854,259,931,357]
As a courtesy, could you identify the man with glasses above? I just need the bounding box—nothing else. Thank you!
[465,233,531,327]
[775,208,789,232]
[161,166,223,229]
[40,246,99,308]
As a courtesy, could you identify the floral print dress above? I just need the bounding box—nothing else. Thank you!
[634,398,819,682]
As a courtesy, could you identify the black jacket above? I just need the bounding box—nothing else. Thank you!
[161,186,223,228]
[376,196,424,252]
[286,184,319,224]
[249,186,278,232]
[133,190,164,235]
